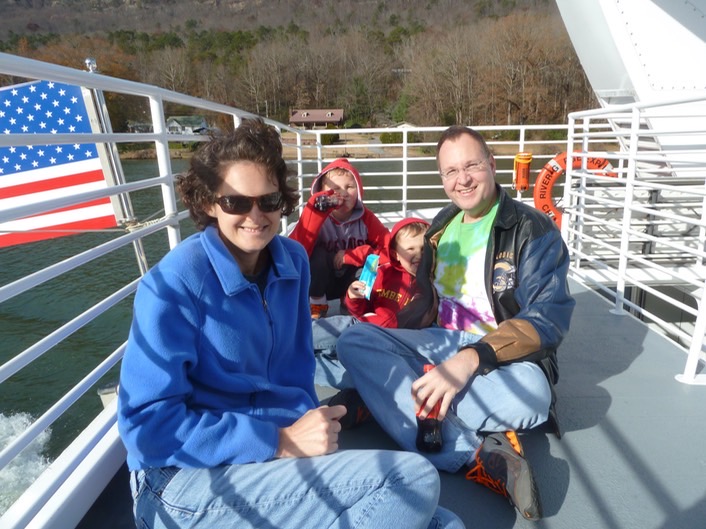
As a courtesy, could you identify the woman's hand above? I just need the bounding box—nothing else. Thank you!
[411,348,479,420]
[276,405,347,458]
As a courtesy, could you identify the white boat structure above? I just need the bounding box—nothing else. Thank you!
[1,1,705,527]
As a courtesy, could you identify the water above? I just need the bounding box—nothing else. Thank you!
[0,159,191,513]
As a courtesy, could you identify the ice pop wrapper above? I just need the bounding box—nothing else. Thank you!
[359,254,380,299]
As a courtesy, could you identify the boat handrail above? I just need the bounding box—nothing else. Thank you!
[1,51,705,528]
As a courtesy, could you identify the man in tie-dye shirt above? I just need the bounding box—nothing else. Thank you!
[337,126,574,521]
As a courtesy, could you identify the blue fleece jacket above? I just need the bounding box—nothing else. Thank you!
[117,225,318,471]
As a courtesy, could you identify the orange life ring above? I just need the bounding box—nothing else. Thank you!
[533,152,616,229]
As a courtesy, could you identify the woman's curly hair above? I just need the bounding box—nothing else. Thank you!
[176,118,299,230]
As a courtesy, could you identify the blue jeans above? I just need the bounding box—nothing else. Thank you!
[313,315,359,389]
[336,324,552,473]
[129,449,465,528]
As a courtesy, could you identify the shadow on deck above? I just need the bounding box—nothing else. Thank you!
[80,279,706,529]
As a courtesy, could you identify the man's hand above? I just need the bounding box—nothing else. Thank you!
[276,405,346,458]
[411,348,480,420]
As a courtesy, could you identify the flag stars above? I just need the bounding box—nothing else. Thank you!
[58,118,64,125]
[40,93,47,100]
[69,126,76,132]
[29,86,36,93]
[63,107,71,114]
[48,82,54,89]
[45,111,53,118]
[32,160,39,167]
[14,163,21,170]
[27,115,34,121]
[67,153,74,161]
[9,118,16,125]
[52,100,59,107]
[55,146,63,153]
[3,100,11,107]
[71,97,78,104]
[75,115,83,122]
[59,89,66,96]
[39,122,47,129]
[15,106,23,114]
[84,150,93,157]
[22,96,29,104]
[37,149,45,156]
[20,152,27,160]
[49,157,57,164]
[2,156,8,163]
[21,125,28,132]
[34,103,41,111]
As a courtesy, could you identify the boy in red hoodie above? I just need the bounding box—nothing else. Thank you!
[345,217,430,327]
[314,218,429,394]
[289,158,389,319]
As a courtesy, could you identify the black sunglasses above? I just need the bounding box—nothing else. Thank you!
[216,192,284,215]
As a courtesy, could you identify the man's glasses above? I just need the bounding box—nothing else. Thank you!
[216,192,283,215]
[440,159,488,181]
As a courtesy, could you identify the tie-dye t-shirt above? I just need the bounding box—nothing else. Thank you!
[433,202,499,333]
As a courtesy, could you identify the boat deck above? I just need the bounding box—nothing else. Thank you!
[79,278,706,529]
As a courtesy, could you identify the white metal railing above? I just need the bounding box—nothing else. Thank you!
[562,96,706,385]
[1,51,705,528]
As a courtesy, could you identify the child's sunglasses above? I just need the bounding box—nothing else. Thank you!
[216,192,283,215]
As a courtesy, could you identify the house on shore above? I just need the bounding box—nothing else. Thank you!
[289,109,344,129]
[166,115,209,135]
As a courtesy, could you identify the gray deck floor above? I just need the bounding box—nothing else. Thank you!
[80,278,706,529]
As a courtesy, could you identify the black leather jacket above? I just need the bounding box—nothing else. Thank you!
[398,185,575,390]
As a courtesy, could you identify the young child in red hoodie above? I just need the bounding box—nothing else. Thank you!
[289,158,389,319]
[314,217,430,418]
[345,217,430,328]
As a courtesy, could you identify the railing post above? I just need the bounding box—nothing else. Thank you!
[402,129,409,217]
[610,107,641,315]
[149,96,180,250]
[675,295,706,385]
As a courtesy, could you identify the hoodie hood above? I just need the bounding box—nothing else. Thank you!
[311,158,364,199]
[385,217,430,267]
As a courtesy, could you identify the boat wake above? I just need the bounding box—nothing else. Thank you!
[0,413,51,515]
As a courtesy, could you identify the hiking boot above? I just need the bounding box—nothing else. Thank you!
[466,431,542,520]
[310,303,329,319]
[327,388,372,430]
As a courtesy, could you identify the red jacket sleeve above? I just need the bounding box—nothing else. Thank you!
[344,263,403,328]
[289,199,329,256]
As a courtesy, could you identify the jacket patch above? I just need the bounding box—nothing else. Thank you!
[492,259,516,293]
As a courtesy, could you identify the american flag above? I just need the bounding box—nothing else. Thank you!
[0,79,117,248]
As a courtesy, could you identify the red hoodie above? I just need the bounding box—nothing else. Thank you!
[289,158,389,266]
[345,217,430,328]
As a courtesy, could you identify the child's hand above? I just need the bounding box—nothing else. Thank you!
[333,250,346,269]
[311,190,343,212]
[347,280,366,299]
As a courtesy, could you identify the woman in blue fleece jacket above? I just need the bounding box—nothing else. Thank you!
[117,119,464,529]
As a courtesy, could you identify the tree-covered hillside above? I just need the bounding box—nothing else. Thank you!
[0,0,594,129]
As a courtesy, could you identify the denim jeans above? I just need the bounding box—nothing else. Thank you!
[336,323,552,473]
[313,315,359,389]
[129,449,465,528]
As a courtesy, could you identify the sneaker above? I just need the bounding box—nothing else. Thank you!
[310,303,329,319]
[465,431,542,520]
[327,388,372,430]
